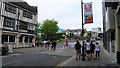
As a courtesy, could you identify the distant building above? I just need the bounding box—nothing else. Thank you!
[90,31,98,39]
[91,27,101,33]
[62,29,87,38]
[63,29,82,36]
[57,28,65,33]
[0,0,38,48]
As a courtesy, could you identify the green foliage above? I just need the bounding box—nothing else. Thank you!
[41,19,59,40]
[66,34,70,39]
[35,23,42,41]
[80,29,86,36]
[54,33,64,40]
[36,35,41,41]
[88,31,92,37]
[56,40,65,44]
[35,23,42,34]
[74,35,78,38]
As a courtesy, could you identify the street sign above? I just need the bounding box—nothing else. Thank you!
[84,3,93,24]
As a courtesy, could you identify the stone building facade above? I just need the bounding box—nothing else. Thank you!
[0,1,37,48]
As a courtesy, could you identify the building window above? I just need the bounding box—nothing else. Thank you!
[111,31,115,40]
[23,10,32,19]
[29,37,33,43]
[2,35,8,43]
[19,36,23,42]
[5,3,16,14]
[4,17,15,28]
[9,35,15,42]
[19,21,28,30]
[25,36,28,43]
[28,24,34,30]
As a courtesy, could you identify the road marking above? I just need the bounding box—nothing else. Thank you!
[55,55,75,67]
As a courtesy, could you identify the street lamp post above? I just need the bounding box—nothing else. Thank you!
[81,0,85,61]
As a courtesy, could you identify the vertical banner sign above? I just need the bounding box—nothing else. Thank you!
[84,3,93,24]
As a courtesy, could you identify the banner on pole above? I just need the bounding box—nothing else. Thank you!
[84,3,93,24]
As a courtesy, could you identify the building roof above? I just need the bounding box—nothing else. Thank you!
[57,29,65,33]
[9,0,37,14]
[65,29,86,32]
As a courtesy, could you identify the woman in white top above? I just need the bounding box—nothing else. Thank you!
[95,42,100,60]
[85,40,91,61]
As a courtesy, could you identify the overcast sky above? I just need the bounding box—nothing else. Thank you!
[24,0,103,31]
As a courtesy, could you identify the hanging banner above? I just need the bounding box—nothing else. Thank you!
[84,3,93,24]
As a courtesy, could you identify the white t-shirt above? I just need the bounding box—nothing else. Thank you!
[95,45,100,51]
[86,42,90,50]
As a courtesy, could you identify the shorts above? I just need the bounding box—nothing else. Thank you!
[86,50,91,54]
[91,50,95,54]
[76,50,81,54]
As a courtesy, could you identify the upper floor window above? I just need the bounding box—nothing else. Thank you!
[19,21,28,30]
[3,17,15,28]
[5,3,16,14]
[23,10,33,19]
[28,24,34,30]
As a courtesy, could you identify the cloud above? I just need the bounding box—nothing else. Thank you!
[24,0,103,31]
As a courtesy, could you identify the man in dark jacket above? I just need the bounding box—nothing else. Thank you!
[51,40,57,50]
[74,40,81,60]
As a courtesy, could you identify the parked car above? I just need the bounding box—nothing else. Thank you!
[0,43,9,55]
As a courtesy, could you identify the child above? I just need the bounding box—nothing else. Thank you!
[95,42,100,60]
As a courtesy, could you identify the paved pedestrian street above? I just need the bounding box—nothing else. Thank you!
[1,41,120,68]
[55,41,120,68]
[1,45,75,68]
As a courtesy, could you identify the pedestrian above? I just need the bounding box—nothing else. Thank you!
[74,40,81,60]
[35,41,37,47]
[40,41,43,47]
[37,41,39,47]
[85,40,91,61]
[94,42,101,60]
[90,41,95,60]
[83,41,86,57]
[46,40,50,49]
[66,39,68,48]
[51,40,57,50]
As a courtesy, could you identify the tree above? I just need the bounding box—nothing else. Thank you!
[80,29,86,36]
[41,19,59,40]
[35,23,42,41]
[54,33,64,40]
[88,31,92,38]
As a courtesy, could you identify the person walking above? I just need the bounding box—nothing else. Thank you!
[85,40,91,61]
[66,39,68,48]
[35,41,37,47]
[95,42,101,60]
[40,41,43,47]
[51,40,57,50]
[90,41,95,60]
[74,40,81,60]
[46,40,50,49]
[83,41,86,57]
[37,41,40,47]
